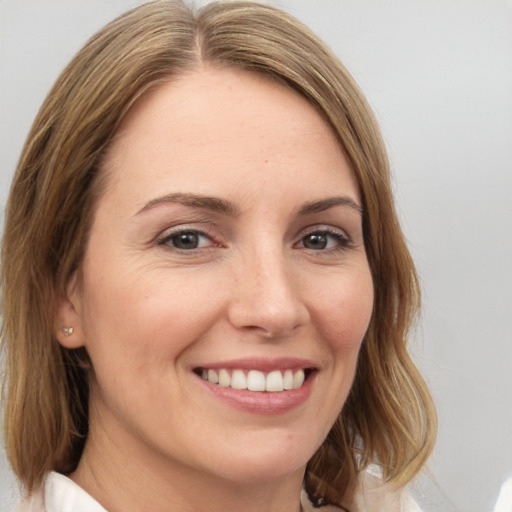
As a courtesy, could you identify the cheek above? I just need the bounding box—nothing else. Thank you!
[312,268,374,354]
[306,269,373,437]
[79,266,225,369]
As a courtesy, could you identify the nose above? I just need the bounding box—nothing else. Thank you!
[227,247,310,339]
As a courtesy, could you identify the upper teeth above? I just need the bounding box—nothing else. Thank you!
[200,368,305,392]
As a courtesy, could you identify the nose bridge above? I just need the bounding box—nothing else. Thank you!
[228,239,309,337]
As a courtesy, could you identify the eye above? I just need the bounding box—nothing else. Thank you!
[160,230,213,250]
[297,229,350,251]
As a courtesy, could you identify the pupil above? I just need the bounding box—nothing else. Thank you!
[304,233,327,250]
[174,232,199,249]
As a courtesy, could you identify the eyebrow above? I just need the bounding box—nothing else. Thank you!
[136,193,362,217]
[136,193,241,217]
[298,196,363,216]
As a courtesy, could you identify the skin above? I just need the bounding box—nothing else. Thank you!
[56,66,374,512]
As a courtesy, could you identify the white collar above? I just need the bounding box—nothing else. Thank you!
[43,472,107,512]
[19,471,342,512]
[19,469,419,512]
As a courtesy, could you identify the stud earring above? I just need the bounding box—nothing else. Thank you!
[62,326,74,336]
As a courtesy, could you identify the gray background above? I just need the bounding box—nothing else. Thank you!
[1,1,511,511]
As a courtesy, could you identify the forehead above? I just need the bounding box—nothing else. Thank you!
[100,66,359,211]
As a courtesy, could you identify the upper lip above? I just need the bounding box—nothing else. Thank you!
[192,357,317,372]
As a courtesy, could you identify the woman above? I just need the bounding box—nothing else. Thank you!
[1,1,436,511]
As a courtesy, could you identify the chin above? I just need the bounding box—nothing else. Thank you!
[217,458,307,486]
[199,433,318,485]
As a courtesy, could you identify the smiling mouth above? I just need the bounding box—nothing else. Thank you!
[194,368,314,392]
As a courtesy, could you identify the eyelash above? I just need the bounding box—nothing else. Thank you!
[295,227,352,253]
[157,227,218,252]
[157,225,352,255]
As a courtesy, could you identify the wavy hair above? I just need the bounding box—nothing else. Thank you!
[1,0,436,506]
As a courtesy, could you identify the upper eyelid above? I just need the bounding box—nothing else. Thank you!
[297,224,350,239]
[157,222,215,237]
[154,223,353,245]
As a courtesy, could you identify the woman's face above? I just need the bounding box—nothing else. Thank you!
[62,68,374,485]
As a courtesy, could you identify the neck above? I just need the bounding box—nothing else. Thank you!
[71,420,306,512]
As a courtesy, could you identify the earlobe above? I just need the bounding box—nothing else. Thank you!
[54,275,85,349]
[62,326,74,337]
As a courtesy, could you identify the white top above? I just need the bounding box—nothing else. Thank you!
[16,473,106,512]
[16,471,422,512]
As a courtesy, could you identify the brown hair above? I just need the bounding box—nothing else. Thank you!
[1,0,436,505]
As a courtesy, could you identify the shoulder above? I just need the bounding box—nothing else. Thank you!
[15,472,107,512]
[352,469,423,512]
[301,467,423,512]
[15,488,44,512]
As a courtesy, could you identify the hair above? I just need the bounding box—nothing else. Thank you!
[1,0,436,507]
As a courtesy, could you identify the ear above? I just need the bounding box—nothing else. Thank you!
[54,273,86,349]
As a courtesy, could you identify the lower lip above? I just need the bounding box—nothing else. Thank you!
[196,373,316,415]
